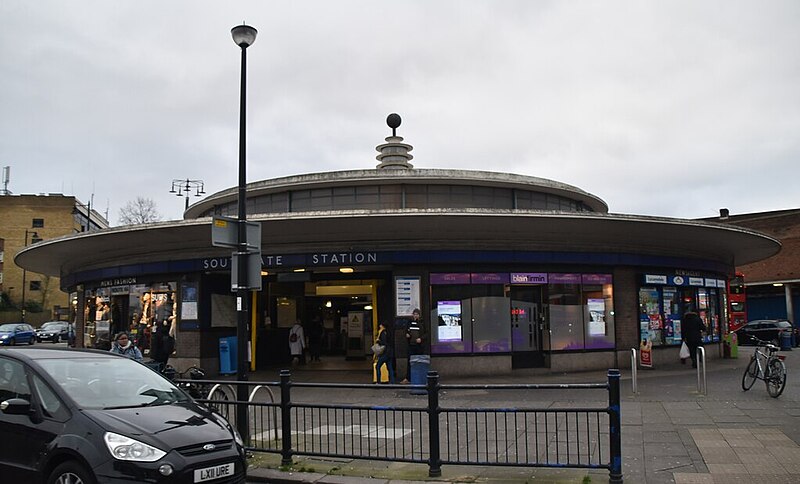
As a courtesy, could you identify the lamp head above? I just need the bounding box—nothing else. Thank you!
[231,24,257,48]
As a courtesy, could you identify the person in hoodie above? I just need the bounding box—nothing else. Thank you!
[109,331,143,362]
[682,306,707,368]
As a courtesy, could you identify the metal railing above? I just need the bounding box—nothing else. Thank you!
[186,369,624,482]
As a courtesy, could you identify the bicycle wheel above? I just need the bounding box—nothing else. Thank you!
[766,358,787,398]
[742,357,758,391]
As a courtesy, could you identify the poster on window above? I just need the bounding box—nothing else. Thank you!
[588,298,606,336]
[395,277,421,317]
[437,300,462,341]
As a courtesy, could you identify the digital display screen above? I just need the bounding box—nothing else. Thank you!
[437,300,462,341]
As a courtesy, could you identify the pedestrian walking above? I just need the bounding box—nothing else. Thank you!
[682,306,707,368]
[374,321,395,384]
[289,319,306,365]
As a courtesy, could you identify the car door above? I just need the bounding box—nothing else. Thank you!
[0,356,69,480]
[0,356,35,479]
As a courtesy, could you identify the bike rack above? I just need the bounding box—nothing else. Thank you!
[630,348,638,394]
[696,347,707,395]
[207,383,236,401]
[248,384,276,404]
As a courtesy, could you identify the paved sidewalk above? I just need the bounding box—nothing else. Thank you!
[243,350,800,483]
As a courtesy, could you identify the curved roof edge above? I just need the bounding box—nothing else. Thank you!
[16,210,780,277]
[184,168,609,218]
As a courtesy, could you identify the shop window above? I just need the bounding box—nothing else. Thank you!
[471,294,512,352]
[32,218,44,228]
[548,283,583,350]
[431,284,472,354]
[29,280,42,291]
[583,284,615,349]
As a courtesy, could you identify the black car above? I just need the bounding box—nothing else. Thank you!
[35,321,70,343]
[735,319,795,346]
[0,347,246,483]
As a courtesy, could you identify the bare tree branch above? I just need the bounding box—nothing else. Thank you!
[118,197,162,225]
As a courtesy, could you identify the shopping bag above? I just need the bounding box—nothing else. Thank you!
[679,341,690,360]
[371,343,385,356]
[373,360,389,383]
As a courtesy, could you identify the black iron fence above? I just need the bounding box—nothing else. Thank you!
[182,369,623,483]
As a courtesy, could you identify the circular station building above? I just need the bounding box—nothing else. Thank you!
[16,116,780,376]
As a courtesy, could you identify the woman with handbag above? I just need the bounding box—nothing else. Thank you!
[374,321,395,384]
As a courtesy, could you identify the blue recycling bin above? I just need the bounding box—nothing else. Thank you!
[410,354,430,395]
[780,331,792,351]
[219,336,238,375]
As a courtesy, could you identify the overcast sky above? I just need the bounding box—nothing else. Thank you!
[1,1,798,224]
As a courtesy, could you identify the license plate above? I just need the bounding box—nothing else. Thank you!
[194,462,235,482]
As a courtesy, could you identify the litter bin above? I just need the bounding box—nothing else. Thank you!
[780,331,793,351]
[409,354,430,395]
[219,336,238,375]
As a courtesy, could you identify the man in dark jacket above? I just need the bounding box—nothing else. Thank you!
[682,307,707,368]
[402,308,428,383]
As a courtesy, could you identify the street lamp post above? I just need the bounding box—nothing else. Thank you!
[20,230,41,322]
[232,23,257,444]
[169,178,206,211]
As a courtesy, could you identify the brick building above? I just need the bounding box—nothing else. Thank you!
[0,194,108,325]
[708,208,800,323]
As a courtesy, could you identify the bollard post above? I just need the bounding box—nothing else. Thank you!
[630,348,638,395]
[696,347,707,395]
[279,370,293,467]
[608,369,623,483]
[426,371,442,478]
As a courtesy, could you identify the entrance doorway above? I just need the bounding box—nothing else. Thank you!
[510,285,546,368]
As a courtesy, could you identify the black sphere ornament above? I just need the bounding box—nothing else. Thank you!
[386,113,401,136]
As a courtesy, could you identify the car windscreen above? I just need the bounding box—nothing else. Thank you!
[776,321,792,329]
[40,322,63,330]
[0,324,18,331]
[36,356,189,409]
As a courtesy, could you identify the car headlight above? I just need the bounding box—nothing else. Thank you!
[104,432,166,462]
[0,334,8,339]
[212,412,243,447]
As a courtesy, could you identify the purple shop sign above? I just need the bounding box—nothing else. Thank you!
[510,273,548,284]
[430,273,471,285]
[471,273,510,284]
[581,274,613,285]
[549,273,582,284]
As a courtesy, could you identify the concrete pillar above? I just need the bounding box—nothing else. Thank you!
[786,284,795,324]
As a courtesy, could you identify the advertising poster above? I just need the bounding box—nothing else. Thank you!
[587,298,606,336]
[395,277,421,317]
[437,300,462,341]
[640,339,653,368]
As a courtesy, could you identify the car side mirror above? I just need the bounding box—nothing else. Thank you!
[0,398,33,416]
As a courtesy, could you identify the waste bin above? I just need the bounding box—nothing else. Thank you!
[219,336,238,375]
[780,331,793,351]
[409,354,430,395]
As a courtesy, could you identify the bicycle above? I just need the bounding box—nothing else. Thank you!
[741,337,787,397]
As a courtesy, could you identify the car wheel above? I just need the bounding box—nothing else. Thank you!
[29,336,35,345]
[54,335,60,344]
[48,461,96,484]
[9,338,15,346]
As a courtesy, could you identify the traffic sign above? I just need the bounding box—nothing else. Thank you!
[212,216,260,250]
[231,251,263,291]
